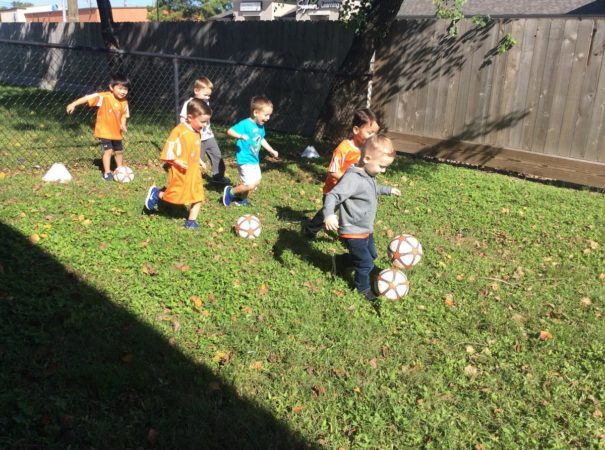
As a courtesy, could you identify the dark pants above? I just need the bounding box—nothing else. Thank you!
[338,234,377,294]
[201,137,226,178]
[305,195,326,235]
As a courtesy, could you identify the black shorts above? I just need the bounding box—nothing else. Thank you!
[99,139,123,153]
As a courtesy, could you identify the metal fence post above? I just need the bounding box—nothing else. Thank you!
[173,56,180,125]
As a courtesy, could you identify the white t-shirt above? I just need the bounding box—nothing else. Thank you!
[180,97,214,141]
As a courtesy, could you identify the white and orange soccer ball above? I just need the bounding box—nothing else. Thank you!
[374,268,410,300]
[234,214,262,239]
[388,234,423,269]
[113,165,135,183]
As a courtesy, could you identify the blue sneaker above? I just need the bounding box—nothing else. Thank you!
[237,197,250,206]
[184,220,200,229]
[103,172,113,181]
[222,185,234,207]
[144,185,160,211]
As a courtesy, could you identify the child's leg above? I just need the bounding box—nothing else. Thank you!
[101,149,113,175]
[203,137,222,178]
[343,237,375,295]
[188,201,202,221]
[114,151,123,168]
[113,140,124,168]
[232,164,261,198]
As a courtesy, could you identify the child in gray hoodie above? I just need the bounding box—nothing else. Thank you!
[323,135,401,300]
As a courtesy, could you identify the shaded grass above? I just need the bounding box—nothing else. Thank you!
[0,134,604,448]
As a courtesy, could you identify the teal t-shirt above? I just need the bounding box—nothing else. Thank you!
[231,118,265,165]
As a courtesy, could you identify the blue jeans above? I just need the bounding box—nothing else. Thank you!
[340,234,377,294]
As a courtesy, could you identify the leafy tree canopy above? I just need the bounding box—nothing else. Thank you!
[148,0,232,21]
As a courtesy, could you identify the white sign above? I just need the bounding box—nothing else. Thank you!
[241,1,262,12]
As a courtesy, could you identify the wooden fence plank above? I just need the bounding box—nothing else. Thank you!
[496,19,524,146]
[508,18,537,149]
[452,21,475,136]
[558,18,595,158]
[544,19,580,155]
[485,20,509,146]
[520,19,551,151]
[531,19,566,153]
[576,20,605,162]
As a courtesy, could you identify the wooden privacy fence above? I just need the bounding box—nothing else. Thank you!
[374,18,605,188]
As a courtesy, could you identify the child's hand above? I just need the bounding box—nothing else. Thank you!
[269,149,279,159]
[121,124,127,133]
[324,214,339,231]
[241,134,249,141]
[199,159,207,171]
[391,188,401,196]
[66,104,75,114]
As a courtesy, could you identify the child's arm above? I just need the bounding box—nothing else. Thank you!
[377,184,401,196]
[322,173,357,231]
[66,95,90,114]
[227,127,249,141]
[120,115,128,133]
[261,139,278,158]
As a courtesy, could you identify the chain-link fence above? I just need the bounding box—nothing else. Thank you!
[0,39,342,169]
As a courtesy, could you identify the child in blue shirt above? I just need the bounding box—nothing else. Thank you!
[222,96,278,206]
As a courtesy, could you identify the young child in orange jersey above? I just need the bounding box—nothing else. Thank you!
[303,108,380,237]
[143,98,211,229]
[66,73,130,181]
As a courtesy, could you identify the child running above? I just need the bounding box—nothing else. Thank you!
[144,98,211,229]
[180,77,230,185]
[303,108,379,237]
[323,135,401,300]
[66,73,130,181]
[222,95,278,207]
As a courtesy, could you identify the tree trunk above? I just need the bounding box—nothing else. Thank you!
[314,0,404,143]
[96,0,123,72]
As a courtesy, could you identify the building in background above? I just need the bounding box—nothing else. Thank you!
[0,5,149,23]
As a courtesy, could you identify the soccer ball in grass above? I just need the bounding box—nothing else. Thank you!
[113,166,135,183]
[388,234,423,269]
[234,214,262,239]
[374,268,410,300]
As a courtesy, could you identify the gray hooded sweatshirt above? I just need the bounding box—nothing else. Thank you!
[323,166,393,235]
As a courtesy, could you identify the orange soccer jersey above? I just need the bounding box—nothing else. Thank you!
[322,139,361,194]
[160,123,205,205]
[86,91,129,140]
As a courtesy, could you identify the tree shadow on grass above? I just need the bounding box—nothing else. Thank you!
[0,222,315,449]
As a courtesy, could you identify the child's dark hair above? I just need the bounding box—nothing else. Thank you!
[250,95,273,115]
[187,97,212,117]
[352,108,377,129]
[110,73,131,89]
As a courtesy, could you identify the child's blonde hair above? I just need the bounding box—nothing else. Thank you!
[361,135,396,159]
[187,98,212,117]
[250,95,273,115]
[194,77,213,90]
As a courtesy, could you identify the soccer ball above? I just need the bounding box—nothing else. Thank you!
[374,268,410,300]
[234,214,262,239]
[114,166,135,183]
[388,234,423,269]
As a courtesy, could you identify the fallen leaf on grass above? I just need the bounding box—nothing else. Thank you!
[312,385,326,397]
[368,358,378,369]
[147,428,159,444]
[99,242,108,250]
[292,405,304,414]
[464,365,478,378]
[191,295,203,308]
[593,409,603,419]
[444,293,455,307]
[207,381,221,392]
[142,263,159,276]
[249,361,263,371]
[581,297,592,306]
[258,283,269,295]
[538,330,553,341]
[212,351,232,365]
[29,234,40,244]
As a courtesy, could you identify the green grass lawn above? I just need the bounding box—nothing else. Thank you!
[0,135,604,448]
